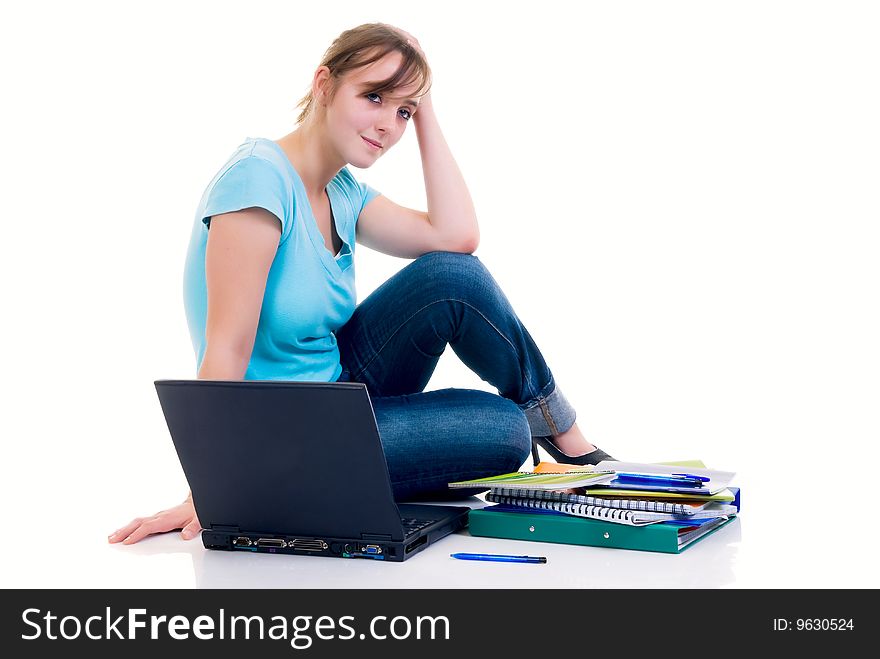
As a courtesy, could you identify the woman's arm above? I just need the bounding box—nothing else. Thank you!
[200,208,281,378]
[109,208,280,545]
[412,92,480,249]
[356,35,480,258]
[405,31,478,248]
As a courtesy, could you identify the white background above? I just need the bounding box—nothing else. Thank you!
[2,0,878,588]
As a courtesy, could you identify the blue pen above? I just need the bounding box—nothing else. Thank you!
[613,473,706,487]
[451,553,547,564]
[672,473,710,482]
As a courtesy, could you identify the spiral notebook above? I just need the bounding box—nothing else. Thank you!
[489,486,707,515]
[485,492,738,525]
[485,493,667,526]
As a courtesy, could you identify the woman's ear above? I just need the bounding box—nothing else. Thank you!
[312,66,333,106]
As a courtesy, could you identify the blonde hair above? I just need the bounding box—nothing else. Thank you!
[296,23,432,125]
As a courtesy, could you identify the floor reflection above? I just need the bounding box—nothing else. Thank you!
[119,515,741,589]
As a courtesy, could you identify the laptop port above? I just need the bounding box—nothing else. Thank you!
[287,539,328,552]
[404,535,428,554]
[233,537,252,547]
[255,538,286,548]
[361,544,382,555]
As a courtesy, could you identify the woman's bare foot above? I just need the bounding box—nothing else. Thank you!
[551,422,597,457]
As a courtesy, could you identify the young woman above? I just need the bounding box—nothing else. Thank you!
[109,23,614,546]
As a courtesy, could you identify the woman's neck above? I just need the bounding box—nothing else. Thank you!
[275,124,345,199]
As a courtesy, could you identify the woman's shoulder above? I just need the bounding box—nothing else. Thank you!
[197,139,296,232]
[222,137,293,179]
[202,138,296,203]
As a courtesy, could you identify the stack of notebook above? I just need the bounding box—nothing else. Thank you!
[448,460,740,554]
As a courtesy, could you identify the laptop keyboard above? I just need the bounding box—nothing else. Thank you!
[401,517,436,537]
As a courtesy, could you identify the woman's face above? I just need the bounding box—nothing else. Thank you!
[320,51,421,168]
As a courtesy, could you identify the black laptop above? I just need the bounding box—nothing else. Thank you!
[154,380,470,562]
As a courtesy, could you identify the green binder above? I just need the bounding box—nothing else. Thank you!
[467,509,737,554]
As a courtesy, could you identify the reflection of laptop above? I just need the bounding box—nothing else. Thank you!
[154,380,469,562]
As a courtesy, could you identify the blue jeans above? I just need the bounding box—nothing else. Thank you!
[336,251,576,500]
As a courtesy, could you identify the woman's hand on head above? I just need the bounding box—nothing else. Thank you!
[388,25,429,68]
[403,31,424,57]
[384,24,424,55]
[386,26,433,111]
[108,496,201,545]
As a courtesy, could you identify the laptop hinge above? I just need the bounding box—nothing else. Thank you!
[211,524,241,533]
[360,533,393,541]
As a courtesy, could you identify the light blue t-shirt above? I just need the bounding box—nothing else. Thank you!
[183,137,380,381]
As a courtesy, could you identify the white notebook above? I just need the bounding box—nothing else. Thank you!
[595,460,735,495]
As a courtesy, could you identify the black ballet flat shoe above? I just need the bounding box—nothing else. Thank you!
[531,437,616,468]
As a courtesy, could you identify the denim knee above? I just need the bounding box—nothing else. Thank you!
[378,389,533,501]
[407,251,500,305]
[411,250,487,284]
